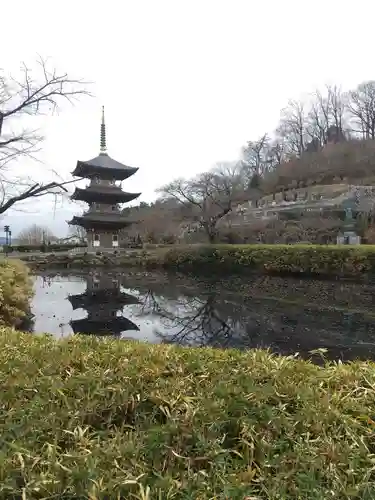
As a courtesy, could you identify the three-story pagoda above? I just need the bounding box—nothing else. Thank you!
[68,107,141,250]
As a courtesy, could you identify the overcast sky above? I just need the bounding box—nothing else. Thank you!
[2,0,375,237]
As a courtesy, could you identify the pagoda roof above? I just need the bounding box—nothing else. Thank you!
[71,186,141,204]
[70,316,139,335]
[68,213,135,230]
[68,290,140,310]
[72,153,138,181]
[72,107,141,181]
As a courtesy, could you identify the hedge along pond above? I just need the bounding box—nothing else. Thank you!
[158,244,375,278]
[24,244,375,279]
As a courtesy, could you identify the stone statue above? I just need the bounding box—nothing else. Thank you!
[344,207,353,220]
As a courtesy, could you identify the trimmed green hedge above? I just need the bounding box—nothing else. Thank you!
[1,331,375,498]
[161,244,375,277]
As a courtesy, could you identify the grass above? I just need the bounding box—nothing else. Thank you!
[1,330,375,499]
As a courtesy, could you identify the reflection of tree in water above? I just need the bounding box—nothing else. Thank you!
[138,287,375,361]
[41,275,53,288]
[140,291,246,347]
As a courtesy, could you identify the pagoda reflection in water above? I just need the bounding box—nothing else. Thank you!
[68,272,139,337]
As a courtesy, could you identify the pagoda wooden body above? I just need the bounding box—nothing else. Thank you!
[68,107,141,250]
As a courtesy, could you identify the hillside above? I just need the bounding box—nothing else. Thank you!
[261,139,375,194]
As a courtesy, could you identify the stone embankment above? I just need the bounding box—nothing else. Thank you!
[15,249,156,271]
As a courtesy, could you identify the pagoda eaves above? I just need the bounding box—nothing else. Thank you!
[70,317,139,336]
[68,290,140,310]
[69,213,134,231]
[71,186,141,204]
[72,154,138,181]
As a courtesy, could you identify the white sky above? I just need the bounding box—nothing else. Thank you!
[2,0,375,236]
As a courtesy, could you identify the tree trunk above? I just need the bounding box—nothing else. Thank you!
[205,224,217,244]
[208,232,216,243]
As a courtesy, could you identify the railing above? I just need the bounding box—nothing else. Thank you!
[68,247,85,254]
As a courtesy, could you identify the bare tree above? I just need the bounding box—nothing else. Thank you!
[0,56,90,214]
[241,133,272,181]
[268,139,286,168]
[17,224,56,245]
[157,162,244,243]
[277,99,308,157]
[122,199,182,244]
[68,225,86,243]
[348,81,375,140]
[307,85,347,148]
[307,90,330,148]
[327,84,347,136]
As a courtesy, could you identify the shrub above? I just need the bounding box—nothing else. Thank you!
[10,243,87,253]
[161,244,375,277]
[161,234,177,245]
[12,244,34,252]
[218,230,245,244]
[48,243,87,251]
[0,331,375,498]
[0,259,33,327]
[1,245,13,253]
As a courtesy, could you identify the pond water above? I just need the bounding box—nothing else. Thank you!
[30,269,375,362]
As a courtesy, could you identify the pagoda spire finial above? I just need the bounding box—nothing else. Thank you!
[100,106,107,154]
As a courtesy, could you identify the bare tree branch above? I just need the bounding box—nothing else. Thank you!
[347,81,375,140]
[0,176,82,215]
[306,85,348,151]
[67,225,87,243]
[1,56,91,119]
[242,133,271,180]
[0,56,91,214]
[276,99,308,158]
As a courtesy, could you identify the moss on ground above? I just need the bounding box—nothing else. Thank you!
[1,330,375,499]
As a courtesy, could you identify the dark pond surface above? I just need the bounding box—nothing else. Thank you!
[31,269,375,362]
